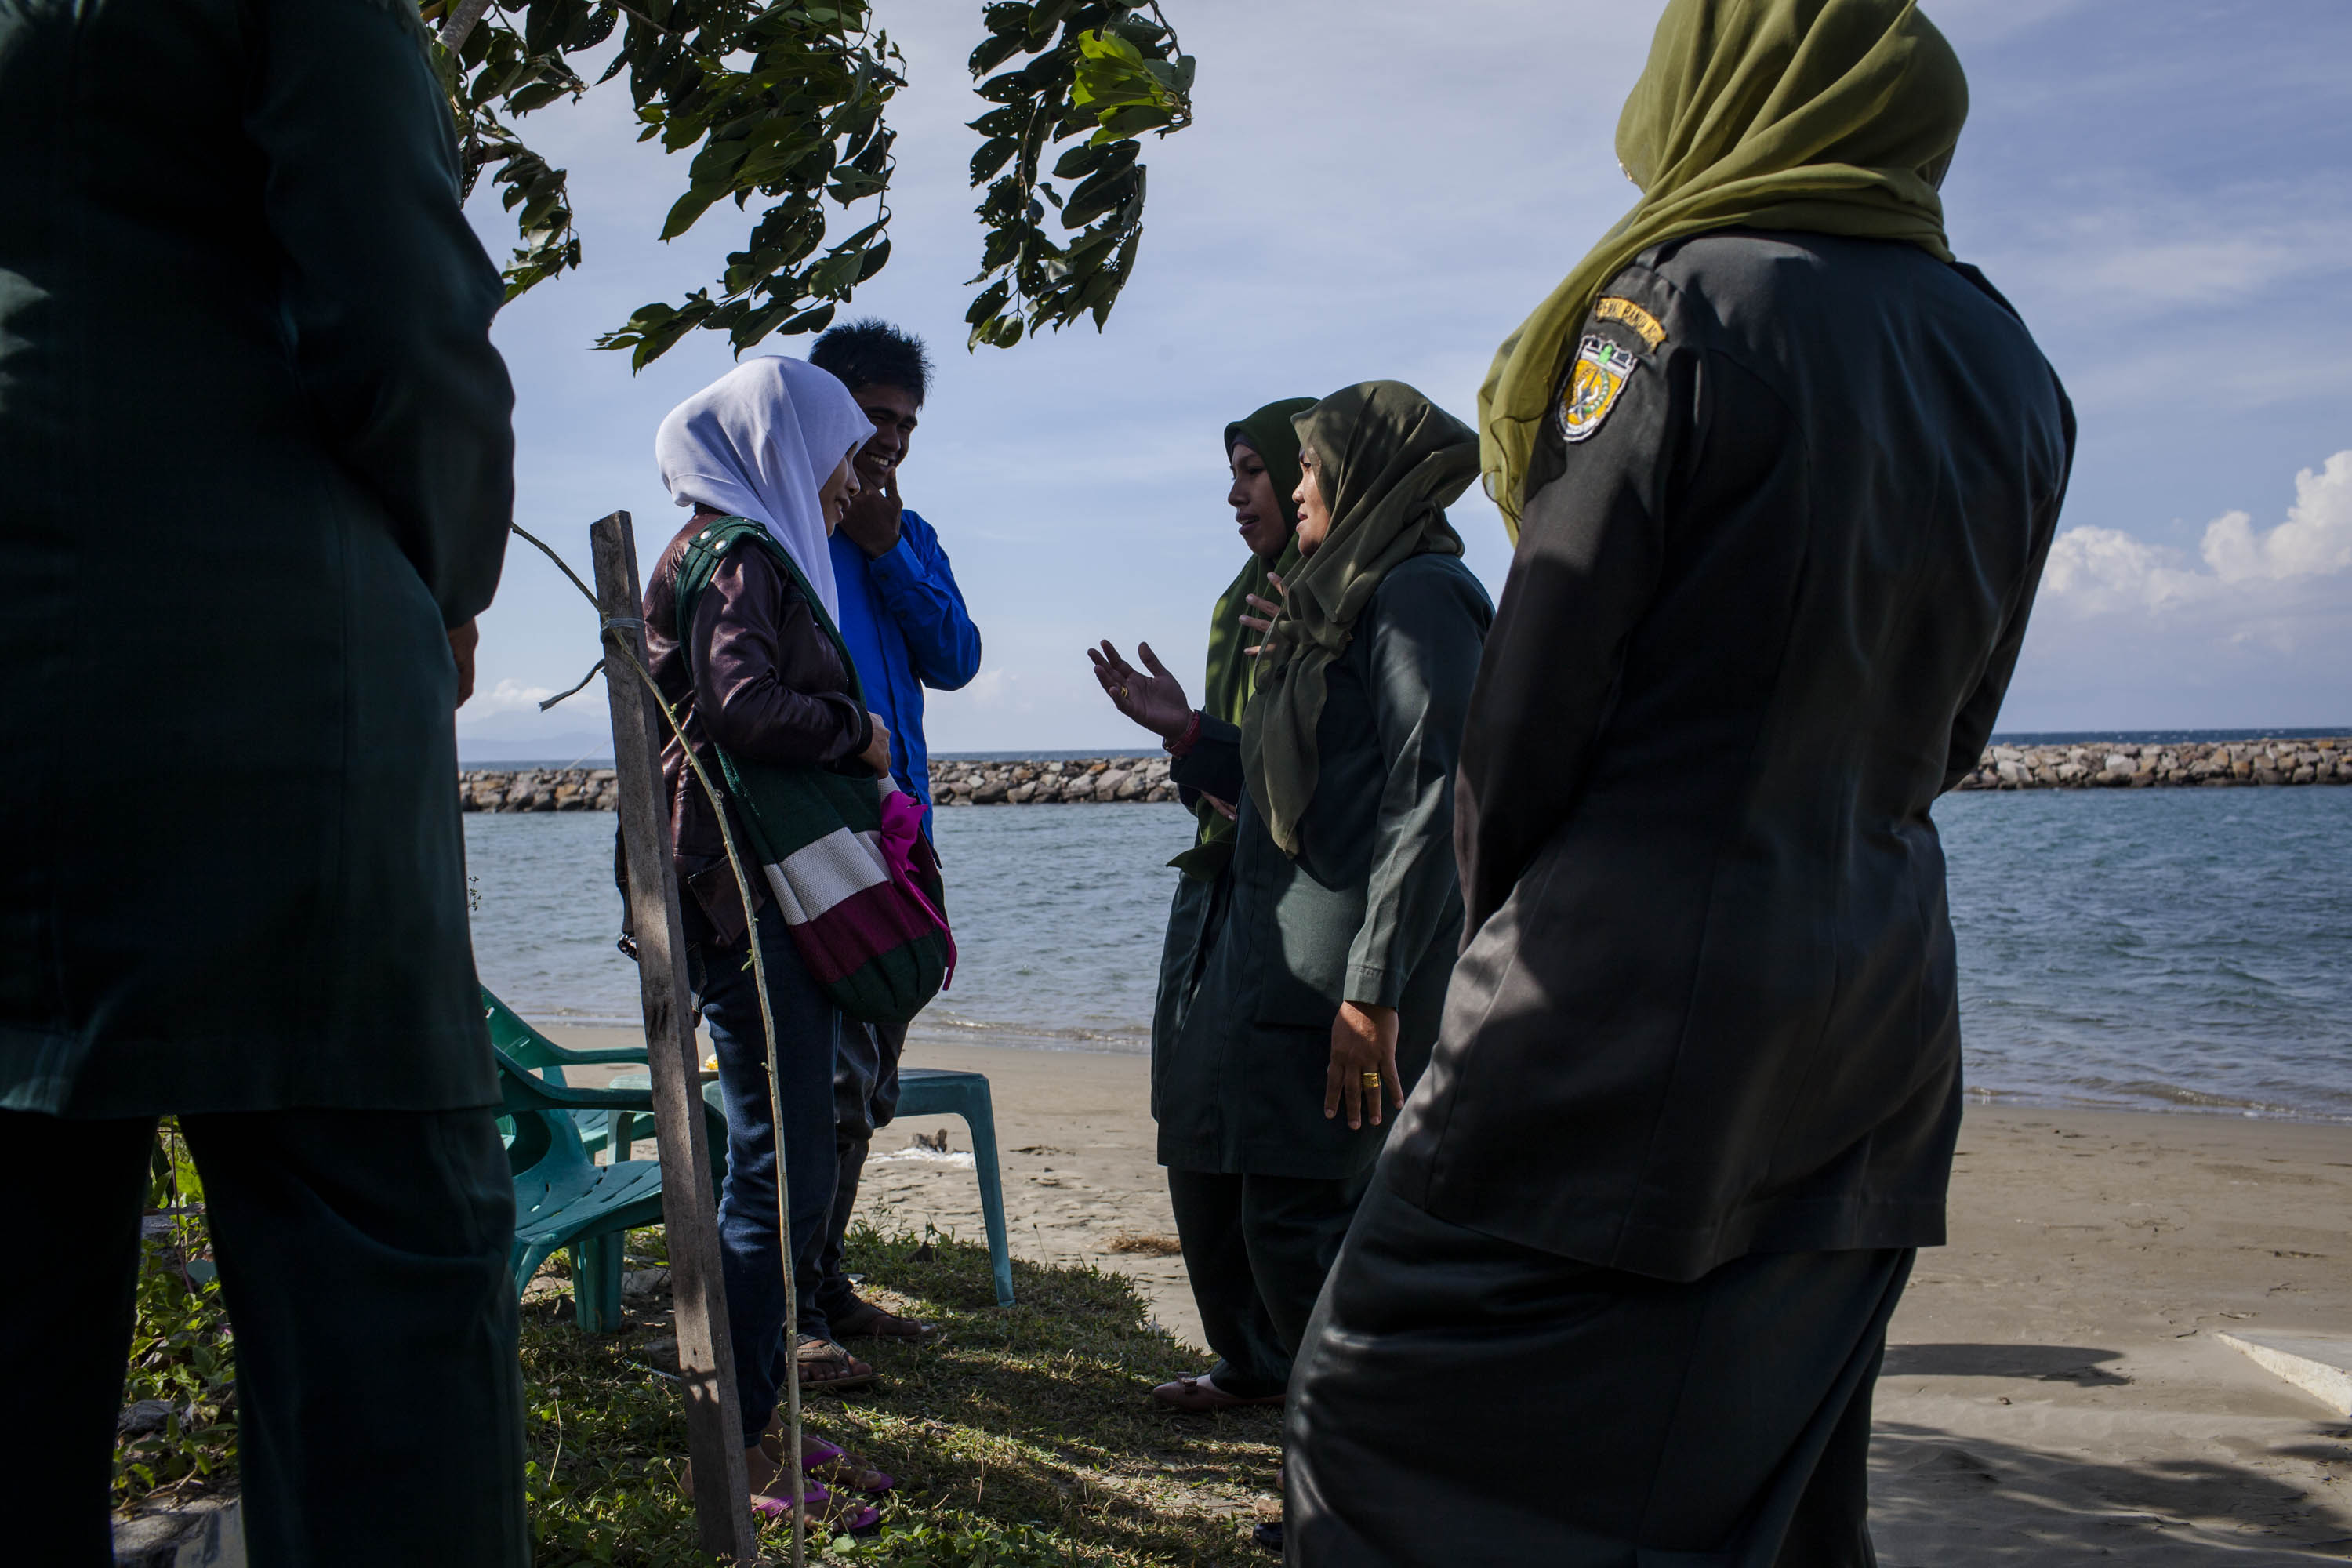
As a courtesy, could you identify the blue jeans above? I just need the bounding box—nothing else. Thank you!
[690,916,843,1443]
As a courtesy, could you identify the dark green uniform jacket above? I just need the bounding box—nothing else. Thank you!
[0,0,515,1116]
[1385,231,2074,1279]
[1163,555,1491,1178]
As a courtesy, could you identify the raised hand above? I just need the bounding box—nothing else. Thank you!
[1087,640,1193,742]
[837,464,904,559]
[1240,570,1288,656]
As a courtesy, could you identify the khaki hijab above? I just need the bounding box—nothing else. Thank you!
[1479,0,1968,536]
[1240,383,1478,856]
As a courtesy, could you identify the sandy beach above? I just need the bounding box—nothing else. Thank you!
[547,1025,2352,1563]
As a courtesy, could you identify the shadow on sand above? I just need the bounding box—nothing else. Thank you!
[1871,1418,2352,1565]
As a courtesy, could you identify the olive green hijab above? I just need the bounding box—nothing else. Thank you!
[1479,0,1968,536]
[1171,397,1312,881]
[1240,382,1478,857]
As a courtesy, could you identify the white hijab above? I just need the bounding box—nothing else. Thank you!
[654,356,874,622]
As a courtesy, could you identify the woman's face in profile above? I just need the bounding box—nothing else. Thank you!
[1229,441,1289,559]
[1293,445,1334,555]
[818,448,862,534]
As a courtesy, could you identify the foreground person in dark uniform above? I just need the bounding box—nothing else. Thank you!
[1091,384,1493,1422]
[1285,2,2075,1564]
[0,1,524,1563]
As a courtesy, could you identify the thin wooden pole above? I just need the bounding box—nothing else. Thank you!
[590,511,760,1565]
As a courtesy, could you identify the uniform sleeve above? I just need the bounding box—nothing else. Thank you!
[1943,383,2077,790]
[869,511,984,691]
[244,0,515,627]
[1344,564,1490,1007]
[1168,716,1245,804]
[692,554,873,768]
[1455,278,1694,938]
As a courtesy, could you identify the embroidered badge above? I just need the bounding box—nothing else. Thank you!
[1594,296,1667,350]
[1559,334,1640,443]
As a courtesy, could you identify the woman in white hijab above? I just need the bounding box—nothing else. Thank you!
[645,356,899,1524]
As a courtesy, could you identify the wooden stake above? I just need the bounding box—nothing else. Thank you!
[591,511,760,1565]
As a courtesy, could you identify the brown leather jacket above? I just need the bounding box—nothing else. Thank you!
[641,510,873,946]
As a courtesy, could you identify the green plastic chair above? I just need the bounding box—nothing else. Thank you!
[482,988,650,1159]
[498,1048,727,1332]
[894,1068,1014,1308]
[607,1062,1016,1308]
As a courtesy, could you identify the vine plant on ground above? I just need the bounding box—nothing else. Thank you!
[115,1120,238,1509]
[419,1,1195,368]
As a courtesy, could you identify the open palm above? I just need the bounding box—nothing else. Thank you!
[1087,641,1192,742]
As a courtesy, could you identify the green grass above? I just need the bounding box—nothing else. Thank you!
[527,1223,1281,1566]
[115,1206,1274,1564]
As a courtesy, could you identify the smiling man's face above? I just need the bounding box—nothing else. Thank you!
[850,381,920,487]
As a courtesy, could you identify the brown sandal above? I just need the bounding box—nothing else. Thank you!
[831,1294,936,1342]
[797,1334,878,1392]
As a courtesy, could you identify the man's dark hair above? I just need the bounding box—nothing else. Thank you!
[809,318,932,405]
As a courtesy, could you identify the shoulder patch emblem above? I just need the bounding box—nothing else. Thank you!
[1594,295,1667,349]
[1559,334,1640,444]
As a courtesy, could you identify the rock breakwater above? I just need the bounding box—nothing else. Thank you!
[1952,737,2349,789]
[458,739,2350,811]
[456,756,1178,812]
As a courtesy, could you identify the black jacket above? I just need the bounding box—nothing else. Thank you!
[1163,554,1491,1178]
[1384,230,2074,1279]
[643,514,875,946]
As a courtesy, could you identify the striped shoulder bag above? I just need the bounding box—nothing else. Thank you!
[671,517,953,1025]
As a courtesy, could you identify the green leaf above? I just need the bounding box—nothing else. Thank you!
[968,31,1026,78]
[969,134,1019,186]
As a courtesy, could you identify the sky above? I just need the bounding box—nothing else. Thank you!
[456,0,2352,760]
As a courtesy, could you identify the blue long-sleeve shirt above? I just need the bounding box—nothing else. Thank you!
[828,509,982,833]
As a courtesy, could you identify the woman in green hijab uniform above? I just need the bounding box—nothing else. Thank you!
[1283,2,2074,1564]
[1091,385,1494,1432]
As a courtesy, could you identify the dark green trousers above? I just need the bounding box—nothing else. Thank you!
[1165,1165,1372,1399]
[0,1106,528,1568]
[1286,1175,1911,1566]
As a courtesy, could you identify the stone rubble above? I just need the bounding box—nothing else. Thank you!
[456,739,2350,811]
[455,757,1180,811]
[1951,737,2350,790]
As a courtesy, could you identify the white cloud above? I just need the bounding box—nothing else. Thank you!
[461,677,561,720]
[2040,526,2213,615]
[2002,450,2352,728]
[2040,450,2352,617]
[2200,450,2352,584]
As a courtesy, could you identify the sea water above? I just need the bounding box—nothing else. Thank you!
[465,787,2352,1122]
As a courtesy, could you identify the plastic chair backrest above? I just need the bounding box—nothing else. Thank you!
[485,989,572,1087]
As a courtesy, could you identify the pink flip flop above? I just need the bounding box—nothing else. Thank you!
[798,1435,895,1495]
[749,1480,882,1534]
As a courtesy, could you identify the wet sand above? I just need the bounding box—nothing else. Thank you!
[546,1025,2352,1563]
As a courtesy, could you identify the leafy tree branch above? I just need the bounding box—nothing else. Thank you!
[419,1,1195,369]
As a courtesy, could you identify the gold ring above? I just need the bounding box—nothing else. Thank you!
[1116,685,1127,699]
[1361,1072,1381,1088]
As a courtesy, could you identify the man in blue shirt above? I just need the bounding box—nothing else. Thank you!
[809,320,981,1341]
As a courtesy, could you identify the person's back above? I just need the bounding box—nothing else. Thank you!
[1395,229,2073,1275]
[1287,7,2074,1563]
[1,0,514,1099]
[0,3,525,1560]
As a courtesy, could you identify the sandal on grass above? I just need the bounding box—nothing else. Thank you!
[750,1485,880,1534]
[760,1428,895,1494]
[830,1294,936,1342]
[796,1335,878,1393]
[679,1459,883,1534]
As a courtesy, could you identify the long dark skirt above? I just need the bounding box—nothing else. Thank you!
[1285,1176,1911,1567]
